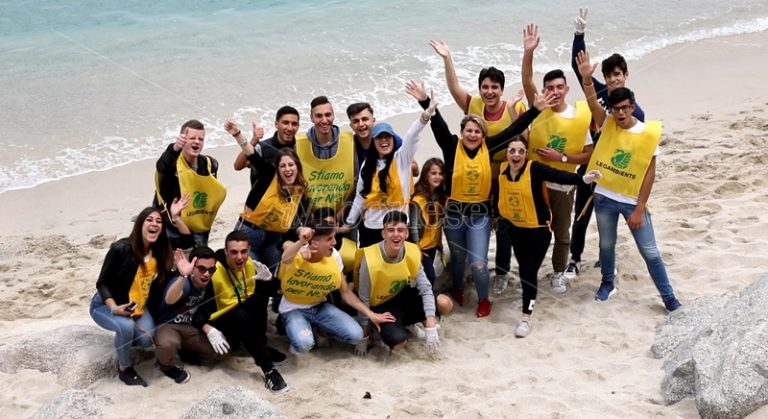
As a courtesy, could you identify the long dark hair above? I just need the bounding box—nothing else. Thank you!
[129,207,173,283]
[273,148,308,198]
[360,149,395,198]
[412,158,447,224]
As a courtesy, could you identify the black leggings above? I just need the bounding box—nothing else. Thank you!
[569,164,595,262]
[505,220,552,315]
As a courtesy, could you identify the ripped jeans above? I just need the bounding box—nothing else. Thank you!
[443,213,491,300]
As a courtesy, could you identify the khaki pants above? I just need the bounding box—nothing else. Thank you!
[547,188,575,273]
[155,323,220,367]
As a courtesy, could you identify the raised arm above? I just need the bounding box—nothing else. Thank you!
[571,8,590,86]
[429,40,470,113]
[522,24,540,105]
[576,50,606,127]
[410,82,456,155]
[233,123,264,170]
[224,118,256,157]
[486,91,556,152]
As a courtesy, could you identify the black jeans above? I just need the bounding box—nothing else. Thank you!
[506,220,552,315]
[569,164,594,262]
[371,287,428,348]
[212,295,273,372]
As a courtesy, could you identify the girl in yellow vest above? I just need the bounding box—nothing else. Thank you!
[410,81,558,317]
[408,158,447,287]
[90,199,191,386]
[225,118,308,275]
[498,137,601,337]
[343,93,438,247]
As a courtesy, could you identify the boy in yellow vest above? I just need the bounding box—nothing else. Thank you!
[154,119,226,248]
[354,210,452,355]
[522,24,594,293]
[278,220,395,355]
[576,51,681,311]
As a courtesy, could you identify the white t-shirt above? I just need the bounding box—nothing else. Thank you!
[594,117,660,205]
[278,247,345,313]
[544,104,593,192]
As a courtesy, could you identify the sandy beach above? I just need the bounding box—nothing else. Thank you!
[1,31,767,418]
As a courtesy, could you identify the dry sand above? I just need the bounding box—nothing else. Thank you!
[1,31,767,418]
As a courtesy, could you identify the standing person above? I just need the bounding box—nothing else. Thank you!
[408,158,448,287]
[233,106,300,186]
[577,51,682,311]
[411,81,556,317]
[429,39,526,294]
[522,24,594,294]
[90,198,190,387]
[342,89,437,247]
[154,119,226,248]
[191,231,289,394]
[278,220,395,354]
[354,211,452,355]
[225,118,308,274]
[152,246,222,384]
[498,137,601,337]
[564,7,646,280]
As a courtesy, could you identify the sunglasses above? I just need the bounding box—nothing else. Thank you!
[195,265,217,275]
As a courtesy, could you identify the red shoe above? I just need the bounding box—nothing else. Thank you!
[476,299,492,318]
[450,289,464,307]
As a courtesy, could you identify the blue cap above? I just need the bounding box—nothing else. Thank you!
[371,122,396,139]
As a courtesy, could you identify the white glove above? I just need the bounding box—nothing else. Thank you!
[355,335,370,356]
[582,169,602,184]
[206,327,230,355]
[425,326,440,355]
[252,261,273,281]
[574,7,588,35]
[422,90,439,120]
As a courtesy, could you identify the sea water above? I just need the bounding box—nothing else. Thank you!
[1,0,767,193]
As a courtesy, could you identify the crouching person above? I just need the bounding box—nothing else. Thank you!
[355,210,453,355]
[278,219,394,354]
[191,231,289,394]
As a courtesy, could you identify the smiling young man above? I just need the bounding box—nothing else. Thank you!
[154,119,226,248]
[577,52,681,312]
[233,106,300,186]
[522,24,593,294]
[354,210,450,355]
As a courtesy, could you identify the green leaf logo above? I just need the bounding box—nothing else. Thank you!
[389,280,407,295]
[547,135,567,153]
[611,149,632,169]
[193,191,208,209]
[466,169,480,181]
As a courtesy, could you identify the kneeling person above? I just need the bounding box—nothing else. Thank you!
[355,210,452,354]
[278,220,394,354]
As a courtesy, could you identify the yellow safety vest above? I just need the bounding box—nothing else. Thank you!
[209,259,256,321]
[279,253,342,305]
[498,160,548,228]
[587,119,662,198]
[450,140,492,202]
[358,242,421,307]
[362,160,408,210]
[468,96,527,178]
[295,131,355,211]
[242,177,301,233]
[127,254,157,317]
[338,237,357,274]
[529,101,591,172]
[155,155,227,233]
[411,194,442,250]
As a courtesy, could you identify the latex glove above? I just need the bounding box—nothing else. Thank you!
[574,7,588,35]
[425,326,440,355]
[206,327,230,355]
[582,169,602,184]
[253,261,273,281]
[422,90,438,120]
[355,335,370,356]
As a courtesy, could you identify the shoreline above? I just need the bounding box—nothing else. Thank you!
[1,30,768,418]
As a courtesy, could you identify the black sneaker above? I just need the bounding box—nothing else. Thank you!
[268,346,287,366]
[160,365,191,384]
[118,367,148,387]
[265,368,289,394]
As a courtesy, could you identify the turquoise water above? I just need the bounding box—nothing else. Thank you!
[1,0,767,192]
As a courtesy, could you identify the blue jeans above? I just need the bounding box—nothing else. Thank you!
[443,214,491,300]
[282,303,364,353]
[236,220,282,275]
[594,194,675,300]
[89,294,155,368]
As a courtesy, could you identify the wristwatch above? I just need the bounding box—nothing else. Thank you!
[561,153,568,163]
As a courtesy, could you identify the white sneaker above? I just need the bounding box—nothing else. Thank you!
[563,260,580,280]
[492,274,509,295]
[515,318,532,338]
[406,324,426,340]
[550,272,567,294]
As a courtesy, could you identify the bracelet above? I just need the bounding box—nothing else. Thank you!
[582,81,593,87]
[232,130,241,138]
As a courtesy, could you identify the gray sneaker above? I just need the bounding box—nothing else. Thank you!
[492,274,509,295]
[550,272,567,294]
[515,318,532,338]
